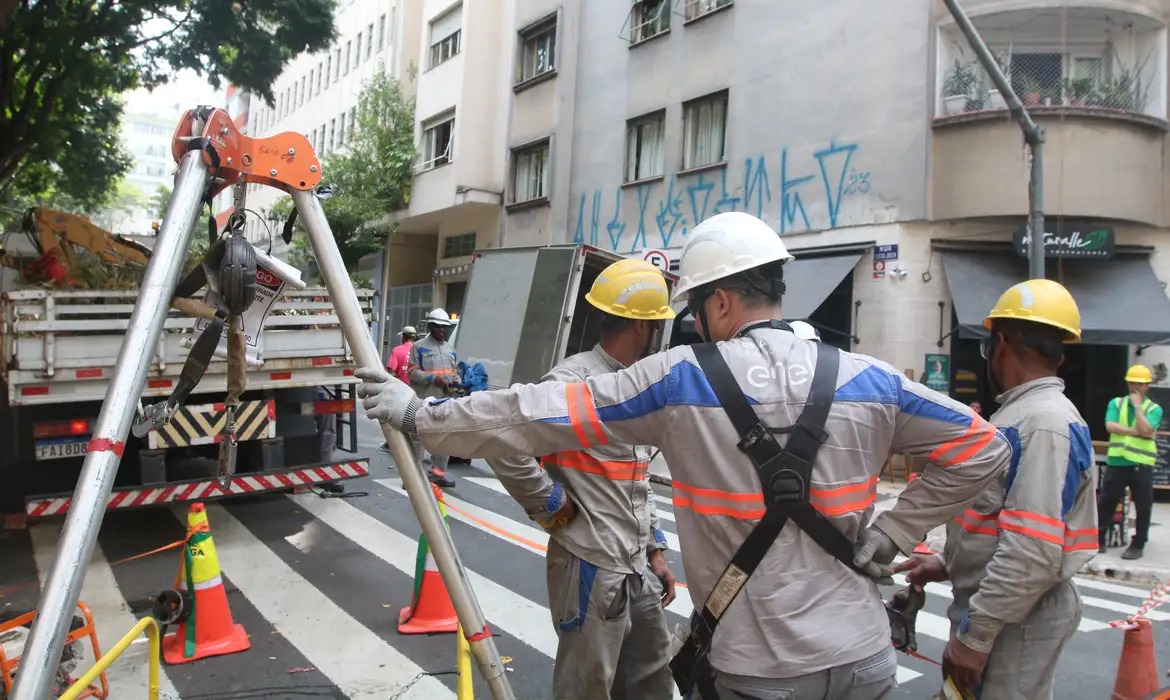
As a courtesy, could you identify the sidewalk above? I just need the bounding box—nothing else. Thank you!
[649,454,1170,586]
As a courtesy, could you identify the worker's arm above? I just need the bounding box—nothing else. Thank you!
[408,346,433,387]
[411,351,678,459]
[483,364,584,519]
[1104,398,1132,437]
[871,369,1011,554]
[960,423,1088,653]
[1133,401,1161,439]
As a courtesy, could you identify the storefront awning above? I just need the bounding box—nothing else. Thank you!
[940,249,1170,346]
[781,253,863,320]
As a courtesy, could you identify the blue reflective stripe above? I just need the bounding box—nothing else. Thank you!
[545,482,565,513]
[557,560,599,634]
[1002,426,1023,494]
[652,528,667,545]
[833,365,900,405]
[595,358,760,423]
[1063,422,1094,519]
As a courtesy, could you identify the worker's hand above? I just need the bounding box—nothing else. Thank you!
[355,367,421,430]
[536,488,578,531]
[649,550,676,607]
[854,525,898,584]
[433,375,449,388]
[942,635,989,692]
[892,553,949,588]
[1130,391,1143,408]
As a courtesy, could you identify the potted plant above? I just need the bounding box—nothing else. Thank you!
[942,60,978,114]
[1063,77,1094,106]
[1018,75,1044,106]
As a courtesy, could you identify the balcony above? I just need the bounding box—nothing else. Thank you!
[934,6,1168,123]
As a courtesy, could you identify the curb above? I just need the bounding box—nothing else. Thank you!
[649,473,672,488]
[1079,560,1169,587]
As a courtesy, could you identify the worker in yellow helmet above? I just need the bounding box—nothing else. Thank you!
[1099,363,1163,560]
[896,279,1097,698]
[488,258,678,699]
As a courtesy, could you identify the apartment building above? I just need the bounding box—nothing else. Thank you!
[491,0,1170,435]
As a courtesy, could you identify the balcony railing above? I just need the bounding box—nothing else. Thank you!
[935,7,1168,123]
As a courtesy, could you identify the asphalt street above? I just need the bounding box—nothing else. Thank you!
[0,415,1164,699]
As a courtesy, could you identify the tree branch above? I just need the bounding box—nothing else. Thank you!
[98,6,194,54]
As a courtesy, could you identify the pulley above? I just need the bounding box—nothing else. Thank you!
[151,588,193,626]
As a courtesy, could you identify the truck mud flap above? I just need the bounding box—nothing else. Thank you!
[23,459,370,519]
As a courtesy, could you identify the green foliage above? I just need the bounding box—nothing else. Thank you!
[273,71,415,272]
[0,0,337,217]
[151,185,173,221]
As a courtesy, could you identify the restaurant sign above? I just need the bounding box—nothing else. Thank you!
[1013,220,1115,260]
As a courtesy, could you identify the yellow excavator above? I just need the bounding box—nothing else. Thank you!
[0,208,152,287]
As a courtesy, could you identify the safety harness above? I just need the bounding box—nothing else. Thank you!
[669,320,917,696]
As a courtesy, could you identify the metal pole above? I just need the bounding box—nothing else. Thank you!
[942,0,1046,280]
[11,149,210,700]
[291,189,515,700]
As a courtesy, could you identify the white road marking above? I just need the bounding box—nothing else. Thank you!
[196,504,450,699]
[29,522,181,699]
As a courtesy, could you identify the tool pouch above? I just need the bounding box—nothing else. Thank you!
[885,585,925,653]
[669,634,717,699]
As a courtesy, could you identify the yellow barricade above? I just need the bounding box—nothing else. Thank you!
[60,617,161,700]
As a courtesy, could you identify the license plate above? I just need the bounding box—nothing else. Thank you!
[35,440,89,461]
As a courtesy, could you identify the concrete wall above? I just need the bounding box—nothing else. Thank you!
[387,233,439,286]
[557,0,931,256]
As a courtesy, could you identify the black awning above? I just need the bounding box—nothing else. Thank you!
[940,249,1170,346]
[782,253,863,320]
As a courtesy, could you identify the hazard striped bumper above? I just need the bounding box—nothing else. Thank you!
[147,399,276,449]
[24,459,370,519]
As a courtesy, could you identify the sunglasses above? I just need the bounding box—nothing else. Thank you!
[685,293,711,319]
[979,334,999,360]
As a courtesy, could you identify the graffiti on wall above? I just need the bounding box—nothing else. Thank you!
[573,138,872,253]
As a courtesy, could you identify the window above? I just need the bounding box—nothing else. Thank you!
[429,6,462,68]
[367,24,374,59]
[377,14,386,51]
[316,62,323,94]
[320,124,327,151]
[512,141,550,203]
[683,0,732,21]
[308,70,314,99]
[339,112,347,145]
[355,32,363,67]
[329,118,336,151]
[518,17,556,82]
[443,233,477,259]
[300,76,306,106]
[344,41,351,74]
[348,107,357,141]
[334,48,341,80]
[626,112,666,181]
[631,0,670,43]
[420,113,455,170]
[309,129,317,150]
[326,55,332,87]
[682,91,728,169]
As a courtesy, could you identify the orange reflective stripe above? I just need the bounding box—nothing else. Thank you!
[1063,526,1099,553]
[672,481,765,520]
[809,476,878,516]
[541,451,647,481]
[955,508,998,537]
[564,383,608,449]
[999,509,1064,545]
[928,417,998,467]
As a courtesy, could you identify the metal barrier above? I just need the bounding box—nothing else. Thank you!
[1,603,107,699]
[59,617,160,700]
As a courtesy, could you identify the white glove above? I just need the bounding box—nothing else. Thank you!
[354,367,421,431]
[853,525,898,585]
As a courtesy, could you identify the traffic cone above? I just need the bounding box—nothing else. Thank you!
[162,503,251,664]
[1112,619,1160,700]
[914,540,934,555]
[398,484,459,634]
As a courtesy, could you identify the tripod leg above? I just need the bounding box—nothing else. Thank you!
[290,189,515,700]
[10,149,212,700]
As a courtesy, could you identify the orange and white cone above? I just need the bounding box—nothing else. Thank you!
[1111,618,1159,699]
[398,484,459,634]
[162,503,251,664]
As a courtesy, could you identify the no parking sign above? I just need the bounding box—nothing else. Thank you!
[643,249,670,273]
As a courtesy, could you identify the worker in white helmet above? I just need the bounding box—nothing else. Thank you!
[788,320,821,342]
[406,308,460,487]
[355,212,1008,699]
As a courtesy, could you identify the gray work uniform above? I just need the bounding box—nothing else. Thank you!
[487,345,672,700]
[408,333,460,474]
[407,323,1009,693]
[943,377,1098,699]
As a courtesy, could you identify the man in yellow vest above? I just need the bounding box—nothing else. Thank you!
[1099,364,1163,560]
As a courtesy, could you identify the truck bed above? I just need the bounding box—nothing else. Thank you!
[1,288,375,406]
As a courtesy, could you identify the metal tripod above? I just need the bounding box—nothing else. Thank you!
[11,107,515,700]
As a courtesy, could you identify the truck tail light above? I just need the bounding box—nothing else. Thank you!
[314,399,355,415]
[34,418,92,439]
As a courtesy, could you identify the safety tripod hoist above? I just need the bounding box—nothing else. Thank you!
[9,106,516,700]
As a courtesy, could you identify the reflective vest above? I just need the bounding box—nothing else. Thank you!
[1108,398,1158,466]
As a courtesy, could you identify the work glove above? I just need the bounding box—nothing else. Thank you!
[853,525,898,584]
[354,367,423,432]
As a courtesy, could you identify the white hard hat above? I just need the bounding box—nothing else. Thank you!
[401,325,417,336]
[426,308,454,326]
[789,320,821,342]
[671,212,794,303]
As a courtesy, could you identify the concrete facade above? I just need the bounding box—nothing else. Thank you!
[486,0,1170,426]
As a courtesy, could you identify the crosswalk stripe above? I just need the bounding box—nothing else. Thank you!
[29,523,182,699]
[377,478,698,618]
[1074,576,1156,600]
[195,503,451,699]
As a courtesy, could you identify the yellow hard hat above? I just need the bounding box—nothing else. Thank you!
[983,279,1081,343]
[1125,364,1153,384]
[586,259,677,321]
